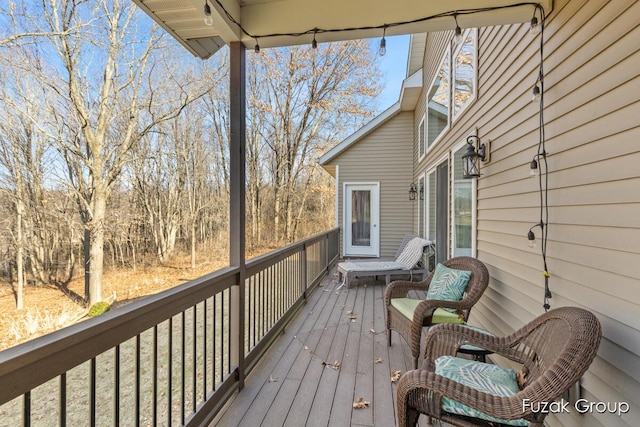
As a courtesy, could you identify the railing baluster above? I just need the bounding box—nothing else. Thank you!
[90,358,96,426]
[203,299,208,397]
[115,345,120,426]
[23,391,30,427]
[168,317,173,426]
[192,305,197,413]
[213,293,217,386]
[153,326,158,427]
[60,373,67,427]
[136,334,141,427]
[181,311,186,426]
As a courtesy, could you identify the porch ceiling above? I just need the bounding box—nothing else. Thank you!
[133,0,552,59]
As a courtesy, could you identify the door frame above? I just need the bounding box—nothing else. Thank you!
[343,182,380,257]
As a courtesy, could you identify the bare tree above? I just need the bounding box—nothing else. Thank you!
[27,0,208,304]
[248,41,381,244]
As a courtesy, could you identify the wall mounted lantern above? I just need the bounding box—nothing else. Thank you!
[462,135,490,179]
[409,183,417,201]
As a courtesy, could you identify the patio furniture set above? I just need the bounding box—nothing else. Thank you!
[342,236,603,427]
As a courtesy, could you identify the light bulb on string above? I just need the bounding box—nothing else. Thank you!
[530,158,538,177]
[531,84,541,102]
[379,26,387,56]
[453,14,463,44]
[203,0,213,26]
[530,16,541,35]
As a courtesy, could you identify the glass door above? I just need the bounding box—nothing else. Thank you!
[344,183,379,257]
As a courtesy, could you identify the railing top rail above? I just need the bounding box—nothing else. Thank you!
[246,228,339,274]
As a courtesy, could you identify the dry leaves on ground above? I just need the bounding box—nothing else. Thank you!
[268,375,279,383]
[353,397,370,409]
[322,360,340,370]
[391,370,402,383]
[374,357,383,364]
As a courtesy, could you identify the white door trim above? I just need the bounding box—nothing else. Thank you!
[343,182,380,257]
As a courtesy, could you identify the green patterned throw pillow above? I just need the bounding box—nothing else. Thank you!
[435,356,529,426]
[426,263,471,307]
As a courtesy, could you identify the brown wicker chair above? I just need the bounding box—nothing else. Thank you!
[385,256,489,368]
[397,306,602,427]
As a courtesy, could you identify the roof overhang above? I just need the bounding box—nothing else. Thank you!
[133,0,553,59]
[400,68,423,111]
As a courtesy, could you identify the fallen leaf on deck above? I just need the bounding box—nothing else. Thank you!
[391,370,402,383]
[304,345,309,350]
[331,360,340,370]
[353,397,370,409]
[268,375,279,383]
[347,310,353,314]
[375,357,383,364]
[369,328,376,334]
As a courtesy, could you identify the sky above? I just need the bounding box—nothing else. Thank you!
[376,34,411,111]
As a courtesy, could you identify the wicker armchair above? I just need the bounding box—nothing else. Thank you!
[385,256,489,368]
[397,306,602,427]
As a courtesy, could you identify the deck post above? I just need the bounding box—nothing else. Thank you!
[229,41,246,389]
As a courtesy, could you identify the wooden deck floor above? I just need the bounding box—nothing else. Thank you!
[212,269,432,427]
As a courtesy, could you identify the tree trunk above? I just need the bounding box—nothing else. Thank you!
[87,194,107,305]
[190,220,196,269]
[15,198,24,310]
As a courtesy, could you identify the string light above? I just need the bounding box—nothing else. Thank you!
[311,29,318,49]
[203,0,213,26]
[525,4,551,311]
[210,0,542,48]
[379,25,387,56]
[254,37,260,52]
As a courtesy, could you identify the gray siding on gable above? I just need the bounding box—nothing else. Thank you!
[415,0,640,425]
[327,111,414,258]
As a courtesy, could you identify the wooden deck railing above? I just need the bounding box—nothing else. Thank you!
[0,228,339,426]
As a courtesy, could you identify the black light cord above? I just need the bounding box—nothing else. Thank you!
[531,5,551,311]
[212,1,545,45]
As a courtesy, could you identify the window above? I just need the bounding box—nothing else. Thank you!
[426,51,450,150]
[452,29,477,121]
[452,144,474,256]
[418,117,425,158]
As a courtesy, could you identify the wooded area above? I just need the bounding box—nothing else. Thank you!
[0,0,381,310]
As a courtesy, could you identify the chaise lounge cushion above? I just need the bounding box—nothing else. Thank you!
[435,356,529,426]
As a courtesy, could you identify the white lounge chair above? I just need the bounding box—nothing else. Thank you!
[338,235,434,289]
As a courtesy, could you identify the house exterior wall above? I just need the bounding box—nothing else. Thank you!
[413,0,640,425]
[327,111,414,258]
